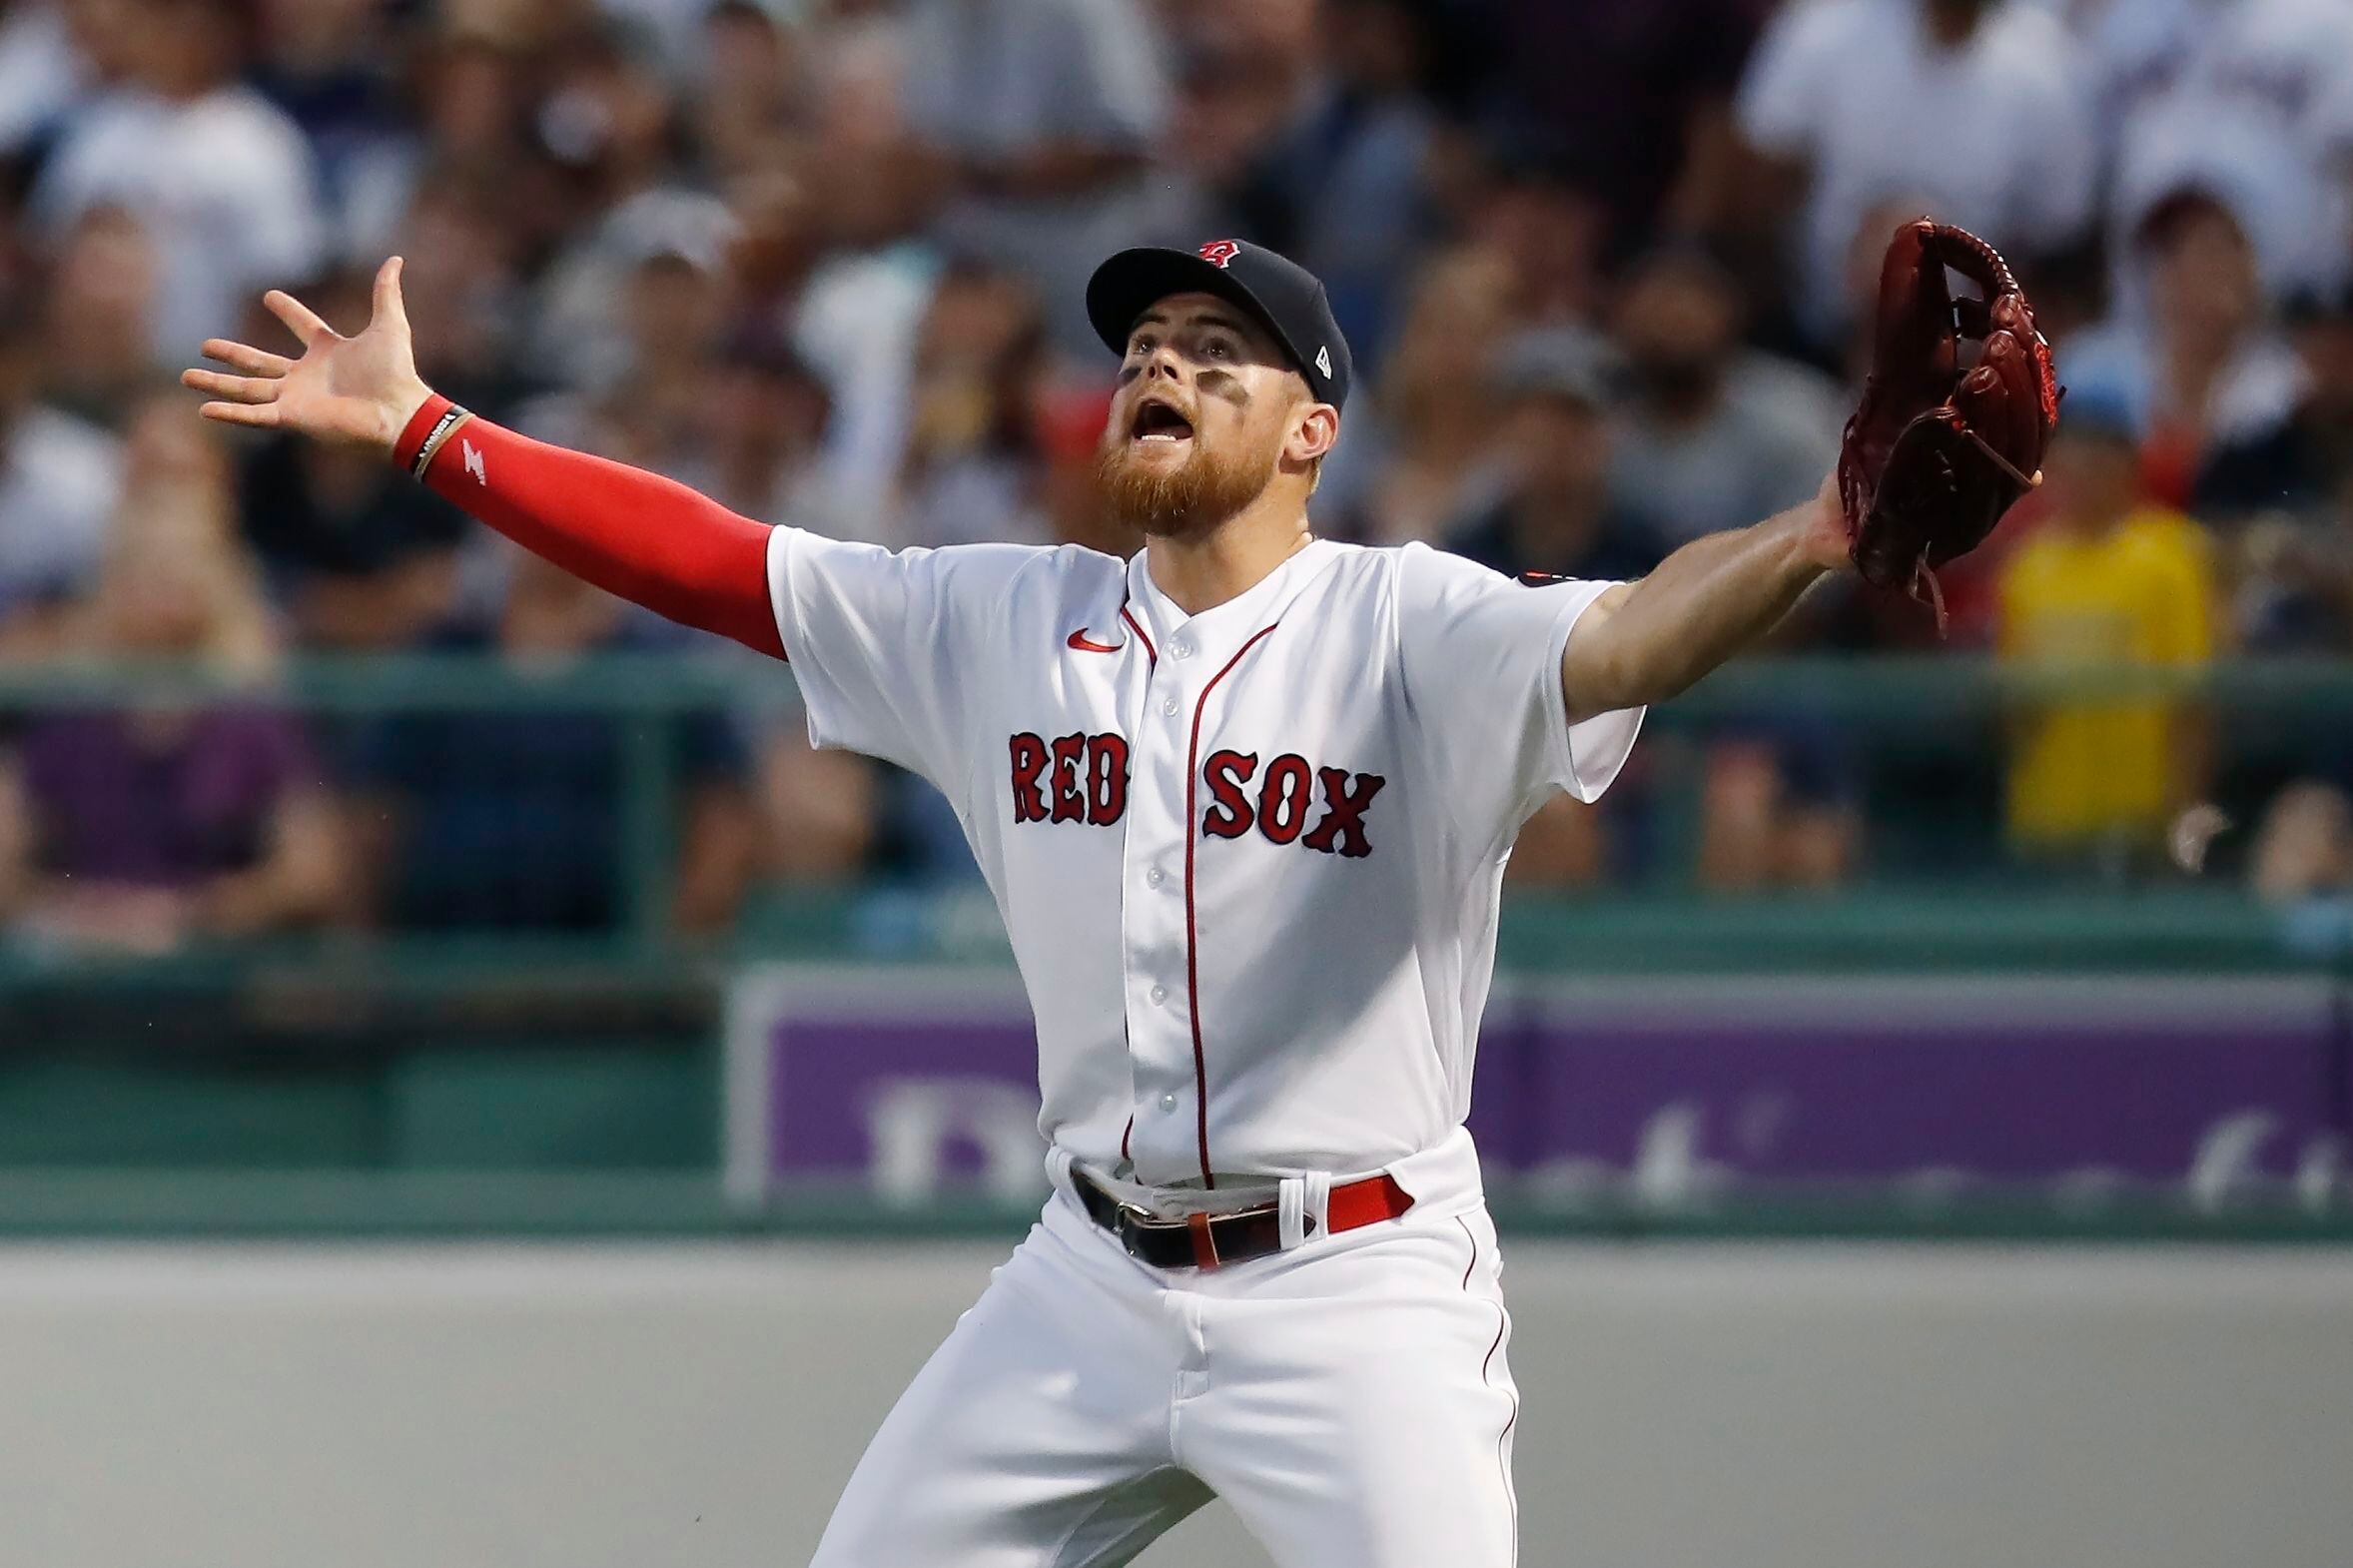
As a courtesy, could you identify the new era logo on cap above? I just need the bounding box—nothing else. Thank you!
[1086,240,1356,410]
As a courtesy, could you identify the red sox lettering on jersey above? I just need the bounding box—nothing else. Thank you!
[1009,731,1385,858]
[767,531,1644,1187]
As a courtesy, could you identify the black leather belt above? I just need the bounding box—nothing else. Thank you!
[1072,1168,1412,1270]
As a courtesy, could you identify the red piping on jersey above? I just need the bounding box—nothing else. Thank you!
[1120,603,1157,665]
[1116,607,1152,1179]
[1180,621,1280,1189]
[1458,1215,1520,1559]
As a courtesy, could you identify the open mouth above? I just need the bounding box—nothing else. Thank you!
[1131,398,1195,444]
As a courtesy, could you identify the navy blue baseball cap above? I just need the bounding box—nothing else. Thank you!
[1087,239,1354,410]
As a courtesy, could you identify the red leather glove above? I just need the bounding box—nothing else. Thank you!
[1840,219,2060,630]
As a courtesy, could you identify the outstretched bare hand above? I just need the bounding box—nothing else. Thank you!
[182,257,433,459]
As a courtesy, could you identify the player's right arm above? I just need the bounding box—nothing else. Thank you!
[187,261,1036,791]
[1558,476,1844,721]
[182,258,784,659]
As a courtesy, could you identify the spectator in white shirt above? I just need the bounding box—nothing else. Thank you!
[1737,0,2097,351]
[897,0,1176,356]
[2085,0,2353,303]
[30,0,325,360]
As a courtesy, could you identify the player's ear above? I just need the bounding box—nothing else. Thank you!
[1284,400,1338,467]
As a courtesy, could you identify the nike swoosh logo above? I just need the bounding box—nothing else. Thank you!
[1067,629,1124,653]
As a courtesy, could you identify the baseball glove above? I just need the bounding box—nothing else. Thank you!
[1840,218,2059,630]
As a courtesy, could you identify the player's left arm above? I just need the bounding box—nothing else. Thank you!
[1561,473,1846,722]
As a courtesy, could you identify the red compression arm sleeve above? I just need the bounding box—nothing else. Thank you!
[393,393,785,659]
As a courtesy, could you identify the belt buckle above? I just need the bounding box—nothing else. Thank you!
[1114,1199,1164,1260]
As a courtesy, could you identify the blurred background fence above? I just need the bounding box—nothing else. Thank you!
[3,653,2348,1240]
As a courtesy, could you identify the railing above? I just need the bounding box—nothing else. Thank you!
[0,649,2342,966]
[11,646,2344,715]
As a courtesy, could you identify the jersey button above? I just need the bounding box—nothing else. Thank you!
[1149,984,1169,1006]
[1160,696,1179,718]
[1145,867,1165,888]
[1171,638,1193,659]
[1159,1092,1178,1112]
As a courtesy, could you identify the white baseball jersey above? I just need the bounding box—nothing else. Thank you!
[766,529,1643,1187]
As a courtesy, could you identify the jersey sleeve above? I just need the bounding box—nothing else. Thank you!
[765,526,1043,791]
[1394,544,1646,851]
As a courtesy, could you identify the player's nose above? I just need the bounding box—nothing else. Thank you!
[1140,338,1187,384]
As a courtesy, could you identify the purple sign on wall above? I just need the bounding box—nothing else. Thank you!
[726,968,2350,1213]
[1509,978,2344,1211]
[725,967,1042,1205]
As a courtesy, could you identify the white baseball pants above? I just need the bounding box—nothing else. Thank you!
[808,1137,1520,1568]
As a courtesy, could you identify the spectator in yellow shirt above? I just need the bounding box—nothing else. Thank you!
[1997,394,2216,870]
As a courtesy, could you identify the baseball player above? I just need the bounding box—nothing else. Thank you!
[185,229,2049,1566]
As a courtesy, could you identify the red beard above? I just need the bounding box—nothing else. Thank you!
[1095,429,1278,538]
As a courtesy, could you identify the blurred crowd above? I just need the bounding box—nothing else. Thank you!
[2,0,2353,951]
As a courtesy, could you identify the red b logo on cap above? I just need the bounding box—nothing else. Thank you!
[1198,240,1240,268]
